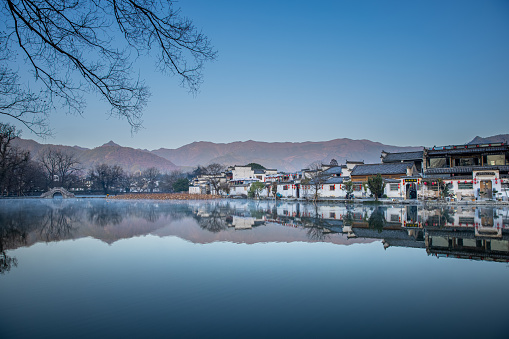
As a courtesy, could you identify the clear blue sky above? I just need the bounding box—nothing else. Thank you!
[14,0,509,149]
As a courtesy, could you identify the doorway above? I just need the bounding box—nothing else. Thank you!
[480,180,492,199]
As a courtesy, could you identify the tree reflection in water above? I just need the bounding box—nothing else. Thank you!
[368,207,387,233]
[194,205,231,233]
[0,199,507,274]
[39,206,78,241]
[301,204,330,242]
[87,203,125,227]
[0,202,36,273]
[424,206,455,227]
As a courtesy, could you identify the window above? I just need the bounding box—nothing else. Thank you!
[353,184,362,191]
[429,158,447,168]
[458,183,473,190]
[459,217,475,224]
[390,184,399,191]
[487,154,505,166]
[330,212,336,219]
[283,185,288,190]
[428,184,439,191]
[329,185,335,190]
[390,214,399,222]
[454,158,478,167]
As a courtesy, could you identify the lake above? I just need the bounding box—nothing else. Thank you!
[0,198,508,338]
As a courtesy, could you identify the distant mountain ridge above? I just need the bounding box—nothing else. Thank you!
[12,134,506,173]
[12,139,178,173]
[152,139,423,172]
[468,134,509,145]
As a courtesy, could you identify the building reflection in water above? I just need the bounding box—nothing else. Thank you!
[0,199,508,271]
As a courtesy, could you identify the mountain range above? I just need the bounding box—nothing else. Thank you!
[12,134,507,173]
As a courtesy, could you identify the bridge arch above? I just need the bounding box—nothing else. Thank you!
[40,187,76,199]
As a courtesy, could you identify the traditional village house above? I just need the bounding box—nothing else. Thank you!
[189,172,228,195]
[381,149,424,173]
[423,142,509,200]
[276,181,299,198]
[299,166,346,199]
[228,165,277,197]
[342,160,364,178]
[350,162,418,199]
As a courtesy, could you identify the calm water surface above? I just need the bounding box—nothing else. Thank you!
[0,199,508,338]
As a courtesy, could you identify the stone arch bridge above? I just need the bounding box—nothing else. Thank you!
[40,187,76,199]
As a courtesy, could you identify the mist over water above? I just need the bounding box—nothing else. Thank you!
[0,199,508,338]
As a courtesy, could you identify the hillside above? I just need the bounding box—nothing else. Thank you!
[12,139,178,173]
[468,134,509,145]
[13,134,506,174]
[152,139,423,172]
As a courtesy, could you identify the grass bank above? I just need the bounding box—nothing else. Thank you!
[109,193,222,200]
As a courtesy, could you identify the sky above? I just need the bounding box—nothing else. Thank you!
[7,0,509,150]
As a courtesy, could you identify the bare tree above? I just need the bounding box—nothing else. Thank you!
[1,0,216,132]
[0,51,51,136]
[39,148,80,189]
[0,123,31,195]
[89,163,125,194]
[159,170,184,192]
[304,162,331,202]
[142,167,160,193]
[205,163,225,195]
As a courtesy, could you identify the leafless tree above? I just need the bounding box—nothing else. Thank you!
[0,50,51,136]
[39,148,81,189]
[89,163,125,194]
[142,167,160,192]
[205,163,225,195]
[159,170,184,192]
[303,162,331,202]
[1,0,216,133]
[0,123,31,195]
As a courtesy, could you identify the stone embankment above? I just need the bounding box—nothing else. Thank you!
[109,193,222,200]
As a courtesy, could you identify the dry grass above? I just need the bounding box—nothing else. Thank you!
[108,193,222,200]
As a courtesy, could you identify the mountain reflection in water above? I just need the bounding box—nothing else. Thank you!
[1,199,508,274]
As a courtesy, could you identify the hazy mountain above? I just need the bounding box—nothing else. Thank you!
[468,134,509,145]
[14,134,505,174]
[12,139,178,173]
[152,139,423,172]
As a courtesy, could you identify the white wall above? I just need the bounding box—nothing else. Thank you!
[232,166,254,180]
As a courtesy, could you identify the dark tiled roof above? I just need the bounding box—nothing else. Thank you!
[323,166,342,175]
[384,239,426,249]
[382,151,424,163]
[426,174,473,180]
[325,177,344,184]
[426,165,509,174]
[253,169,265,174]
[351,163,413,176]
[427,146,508,155]
[352,228,416,240]
[426,167,473,174]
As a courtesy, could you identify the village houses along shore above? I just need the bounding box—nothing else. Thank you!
[188,141,509,203]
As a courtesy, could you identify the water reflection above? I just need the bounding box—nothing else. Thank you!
[1,199,508,274]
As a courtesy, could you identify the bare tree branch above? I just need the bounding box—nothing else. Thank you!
[1,0,216,133]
